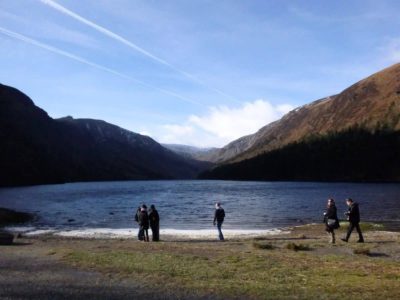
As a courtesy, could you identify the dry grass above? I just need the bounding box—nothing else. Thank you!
[252,241,274,250]
[353,247,371,256]
[61,223,400,300]
[284,242,311,251]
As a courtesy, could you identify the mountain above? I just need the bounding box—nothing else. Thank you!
[162,144,219,161]
[209,63,400,164]
[199,127,400,182]
[0,84,209,187]
[200,63,400,181]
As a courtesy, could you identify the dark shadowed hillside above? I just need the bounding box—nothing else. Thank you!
[199,127,400,182]
[0,84,209,187]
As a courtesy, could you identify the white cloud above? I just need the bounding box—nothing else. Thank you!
[154,99,294,148]
[189,100,289,140]
[386,39,400,63]
[379,38,400,64]
[139,130,151,137]
[276,104,295,115]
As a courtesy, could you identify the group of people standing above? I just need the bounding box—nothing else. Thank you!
[134,202,226,242]
[135,204,160,242]
[323,198,364,244]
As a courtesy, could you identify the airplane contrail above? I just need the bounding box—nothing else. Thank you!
[40,0,241,103]
[0,26,204,107]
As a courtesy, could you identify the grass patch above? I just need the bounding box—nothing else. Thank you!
[285,242,311,251]
[252,241,274,250]
[353,247,371,256]
[65,246,400,299]
[47,250,57,256]
[60,227,400,300]
[339,222,385,232]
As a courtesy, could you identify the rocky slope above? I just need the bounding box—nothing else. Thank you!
[0,84,208,186]
[210,63,400,163]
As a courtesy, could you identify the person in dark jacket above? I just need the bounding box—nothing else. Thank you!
[341,198,364,243]
[138,204,149,242]
[148,204,160,242]
[323,198,339,244]
[213,202,225,241]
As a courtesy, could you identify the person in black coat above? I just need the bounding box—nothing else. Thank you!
[323,198,339,244]
[138,205,149,242]
[148,204,160,242]
[341,198,364,243]
[213,202,225,241]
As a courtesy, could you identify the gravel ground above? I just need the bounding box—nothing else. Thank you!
[0,237,225,300]
[0,242,149,300]
[0,239,205,300]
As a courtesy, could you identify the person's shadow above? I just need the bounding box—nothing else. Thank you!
[1,241,33,246]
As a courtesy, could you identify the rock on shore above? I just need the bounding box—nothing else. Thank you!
[0,207,34,226]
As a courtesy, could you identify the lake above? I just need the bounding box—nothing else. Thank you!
[0,180,399,237]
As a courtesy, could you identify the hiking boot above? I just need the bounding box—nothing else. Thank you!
[357,239,364,243]
[340,238,348,243]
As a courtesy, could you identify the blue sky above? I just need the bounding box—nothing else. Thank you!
[1,0,399,147]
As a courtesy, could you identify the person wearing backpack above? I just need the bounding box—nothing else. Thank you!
[213,202,225,241]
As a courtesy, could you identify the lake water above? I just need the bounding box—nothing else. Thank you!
[0,180,399,238]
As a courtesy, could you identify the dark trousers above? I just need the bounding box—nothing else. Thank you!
[137,227,142,240]
[151,224,159,241]
[346,222,364,241]
[217,221,224,241]
[138,227,149,241]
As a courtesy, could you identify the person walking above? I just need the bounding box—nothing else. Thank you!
[323,198,339,244]
[341,198,364,243]
[138,204,150,242]
[149,204,160,242]
[213,202,225,241]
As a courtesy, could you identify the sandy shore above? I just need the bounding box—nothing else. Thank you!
[1,224,400,299]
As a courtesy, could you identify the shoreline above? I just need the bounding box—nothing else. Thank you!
[3,225,289,241]
[3,221,399,242]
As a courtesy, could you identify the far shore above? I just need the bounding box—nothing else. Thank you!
[1,222,400,299]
